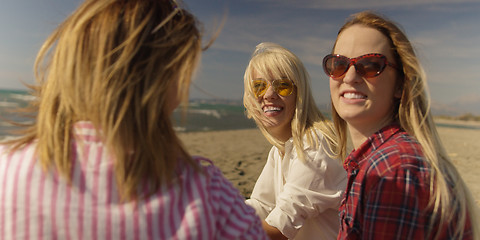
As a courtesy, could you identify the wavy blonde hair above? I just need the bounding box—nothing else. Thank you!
[244,42,338,161]
[6,0,205,201]
[331,11,478,239]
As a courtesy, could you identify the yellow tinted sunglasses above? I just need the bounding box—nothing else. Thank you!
[251,78,295,98]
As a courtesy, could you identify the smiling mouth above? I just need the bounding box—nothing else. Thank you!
[343,92,367,99]
[263,106,283,113]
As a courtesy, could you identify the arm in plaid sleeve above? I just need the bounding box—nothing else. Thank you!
[361,163,431,239]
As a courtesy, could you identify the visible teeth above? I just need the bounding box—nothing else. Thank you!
[343,92,366,99]
[263,106,282,112]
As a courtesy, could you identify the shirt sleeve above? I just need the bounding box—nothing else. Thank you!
[266,140,347,238]
[205,162,269,240]
[361,161,431,239]
[245,147,277,219]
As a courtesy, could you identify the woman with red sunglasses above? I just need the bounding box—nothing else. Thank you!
[325,11,478,239]
[243,42,347,239]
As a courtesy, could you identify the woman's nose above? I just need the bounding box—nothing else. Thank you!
[263,85,278,99]
[341,65,362,84]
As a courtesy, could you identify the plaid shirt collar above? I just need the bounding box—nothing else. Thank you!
[343,123,402,172]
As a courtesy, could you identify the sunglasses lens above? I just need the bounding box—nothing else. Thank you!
[356,56,386,78]
[273,79,294,97]
[324,56,349,78]
[252,78,294,97]
[323,54,389,78]
[252,79,267,97]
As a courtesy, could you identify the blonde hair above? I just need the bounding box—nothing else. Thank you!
[331,11,478,239]
[244,42,338,161]
[6,0,204,201]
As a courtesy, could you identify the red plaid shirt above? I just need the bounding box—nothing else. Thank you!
[337,124,473,239]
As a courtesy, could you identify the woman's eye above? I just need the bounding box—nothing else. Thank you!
[253,82,266,89]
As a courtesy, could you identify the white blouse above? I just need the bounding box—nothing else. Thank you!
[246,132,347,239]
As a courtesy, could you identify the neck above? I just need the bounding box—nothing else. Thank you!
[347,117,393,149]
[268,126,292,143]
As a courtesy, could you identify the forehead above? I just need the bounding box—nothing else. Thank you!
[333,24,394,60]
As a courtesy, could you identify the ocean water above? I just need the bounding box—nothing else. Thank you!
[1,89,478,137]
[0,89,34,137]
[0,89,257,137]
[435,122,480,130]
[172,101,257,132]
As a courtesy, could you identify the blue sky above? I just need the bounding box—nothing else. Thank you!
[1,0,480,114]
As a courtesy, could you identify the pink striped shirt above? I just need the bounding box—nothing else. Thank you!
[0,121,267,240]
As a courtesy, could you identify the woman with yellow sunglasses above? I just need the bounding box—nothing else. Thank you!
[243,42,347,240]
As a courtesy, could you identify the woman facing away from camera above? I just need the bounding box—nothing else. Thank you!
[322,11,479,239]
[243,42,347,240]
[0,0,268,239]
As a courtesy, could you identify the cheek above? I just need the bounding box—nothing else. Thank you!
[329,79,340,98]
[377,73,399,99]
[368,77,397,109]
[286,95,297,116]
[256,96,262,104]
[329,78,337,89]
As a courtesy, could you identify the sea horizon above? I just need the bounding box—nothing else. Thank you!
[0,89,479,137]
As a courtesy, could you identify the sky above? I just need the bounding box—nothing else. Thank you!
[1,0,480,115]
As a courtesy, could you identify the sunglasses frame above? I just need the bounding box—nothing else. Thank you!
[251,78,295,98]
[322,53,399,78]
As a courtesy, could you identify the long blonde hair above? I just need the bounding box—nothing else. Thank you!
[6,0,204,201]
[331,11,478,239]
[244,42,338,161]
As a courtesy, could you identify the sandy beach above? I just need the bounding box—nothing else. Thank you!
[178,119,480,208]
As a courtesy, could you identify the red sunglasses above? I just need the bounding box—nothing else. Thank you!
[322,53,399,78]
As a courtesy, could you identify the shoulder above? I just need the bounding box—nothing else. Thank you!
[266,145,280,162]
[0,144,11,163]
[174,156,267,238]
[0,144,8,155]
[305,128,326,144]
[0,141,36,160]
[300,129,337,163]
[268,145,279,155]
[373,131,424,164]
[365,131,429,179]
[189,156,239,194]
[191,155,221,178]
[384,131,423,156]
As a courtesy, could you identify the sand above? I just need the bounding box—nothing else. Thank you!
[178,119,480,208]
